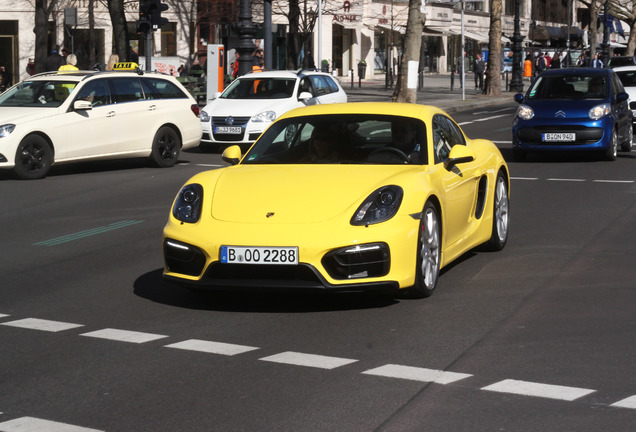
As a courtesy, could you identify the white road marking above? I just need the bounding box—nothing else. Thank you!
[458,114,510,126]
[80,328,167,344]
[0,314,9,318]
[611,395,636,409]
[0,416,103,432]
[511,177,538,181]
[593,179,635,184]
[547,178,586,182]
[259,351,358,369]
[482,379,596,401]
[165,339,259,356]
[196,164,224,167]
[362,364,472,384]
[1,318,83,332]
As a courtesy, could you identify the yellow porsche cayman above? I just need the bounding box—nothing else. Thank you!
[163,102,509,298]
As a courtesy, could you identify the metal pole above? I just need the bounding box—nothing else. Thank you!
[566,0,571,67]
[264,0,272,70]
[236,0,257,76]
[509,0,524,92]
[461,1,465,101]
[318,0,322,68]
[145,31,151,72]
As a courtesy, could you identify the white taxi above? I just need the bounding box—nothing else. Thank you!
[0,64,201,179]
[200,69,347,150]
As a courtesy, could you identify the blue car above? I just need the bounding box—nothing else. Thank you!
[512,68,633,161]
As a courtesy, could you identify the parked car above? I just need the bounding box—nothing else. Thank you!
[163,102,510,298]
[512,68,633,161]
[607,55,636,68]
[199,69,347,151]
[0,65,201,179]
[612,65,636,126]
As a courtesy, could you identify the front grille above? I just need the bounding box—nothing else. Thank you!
[203,262,325,288]
[212,116,250,141]
[164,239,207,277]
[517,126,604,145]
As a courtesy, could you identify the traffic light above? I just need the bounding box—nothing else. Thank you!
[150,0,169,30]
[136,0,152,34]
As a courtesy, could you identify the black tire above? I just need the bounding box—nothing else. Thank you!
[484,171,510,251]
[150,126,181,167]
[620,125,633,152]
[604,130,618,161]
[409,201,441,299]
[14,135,53,180]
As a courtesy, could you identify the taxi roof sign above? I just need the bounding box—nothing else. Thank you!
[112,62,139,71]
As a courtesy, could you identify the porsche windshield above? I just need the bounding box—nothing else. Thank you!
[242,114,428,165]
[221,77,296,99]
[0,80,78,107]
[527,74,608,100]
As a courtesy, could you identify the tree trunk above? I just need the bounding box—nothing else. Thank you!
[628,18,636,55]
[484,0,502,96]
[392,0,423,103]
[107,0,130,61]
[287,0,301,69]
[34,0,57,74]
[589,0,601,62]
[89,0,96,66]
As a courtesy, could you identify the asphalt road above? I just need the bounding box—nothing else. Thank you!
[1,102,636,431]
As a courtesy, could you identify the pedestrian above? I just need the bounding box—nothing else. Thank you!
[550,52,561,69]
[232,52,240,78]
[523,55,533,82]
[105,53,119,71]
[44,46,65,71]
[544,52,551,68]
[58,53,79,72]
[26,57,35,76]
[592,53,603,68]
[535,52,547,75]
[456,51,468,89]
[0,66,8,92]
[450,64,456,90]
[474,53,485,90]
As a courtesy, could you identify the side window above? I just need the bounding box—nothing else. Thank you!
[432,115,453,163]
[298,77,312,97]
[309,76,329,96]
[110,77,144,103]
[75,79,111,107]
[445,116,466,146]
[324,76,339,93]
[143,77,188,99]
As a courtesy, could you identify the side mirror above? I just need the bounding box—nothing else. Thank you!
[617,92,629,103]
[513,93,524,104]
[298,91,313,101]
[221,145,242,165]
[74,100,92,111]
[444,145,476,171]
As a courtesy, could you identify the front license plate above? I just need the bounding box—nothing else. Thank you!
[214,126,242,134]
[542,132,575,142]
[220,246,299,265]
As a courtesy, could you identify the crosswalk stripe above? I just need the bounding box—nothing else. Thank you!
[165,339,259,356]
[0,416,103,432]
[482,379,596,401]
[362,364,472,384]
[80,328,167,344]
[610,395,636,409]
[260,351,358,369]
[1,318,83,332]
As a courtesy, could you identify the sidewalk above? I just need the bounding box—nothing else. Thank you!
[339,73,518,113]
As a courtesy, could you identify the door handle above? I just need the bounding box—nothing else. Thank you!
[148,105,157,111]
[107,111,115,117]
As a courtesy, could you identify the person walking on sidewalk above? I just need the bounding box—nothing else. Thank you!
[456,52,469,89]
[474,53,485,90]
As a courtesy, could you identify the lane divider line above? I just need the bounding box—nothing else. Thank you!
[1,318,84,332]
[362,364,472,385]
[482,378,596,401]
[165,339,259,356]
[80,328,168,344]
[33,220,143,246]
[0,416,104,432]
[259,351,358,370]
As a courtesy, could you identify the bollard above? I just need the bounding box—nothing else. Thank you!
[350,69,354,89]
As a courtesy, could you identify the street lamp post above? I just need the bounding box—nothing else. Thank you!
[235,0,257,76]
[509,0,524,93]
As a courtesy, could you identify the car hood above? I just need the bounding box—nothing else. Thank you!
[210,165,412,224]
[0,106,61,124]
[525,99,609,118]
[203,97,299,117]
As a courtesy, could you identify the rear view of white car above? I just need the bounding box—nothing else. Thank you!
[614,65,636,127]
[0,67,201,179]
[200,69,347,151]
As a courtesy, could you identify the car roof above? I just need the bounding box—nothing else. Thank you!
[539,67,612,77]
[238,69,333,79]
[25,70,175,83]
[279,102,446,121]
[611,65,636,72]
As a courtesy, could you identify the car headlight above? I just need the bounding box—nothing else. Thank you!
[516,105,534,120]
[173,184,203,223]
[200,110,210,122]
[0,124,15,138]
[589,103,611,120]
[351,185,403,226]
[252,110,276,123]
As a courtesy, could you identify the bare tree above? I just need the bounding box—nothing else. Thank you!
[484,0,501,96]
[607,0,636,55]
[107,0,130,61]
[392,0,423,103]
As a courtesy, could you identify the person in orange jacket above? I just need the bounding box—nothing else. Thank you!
[523,55,533,82]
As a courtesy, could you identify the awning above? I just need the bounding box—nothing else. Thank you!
[462,30,489,43]
[423,26,458,36]
[333,19,362,30]
[374,22,406,34]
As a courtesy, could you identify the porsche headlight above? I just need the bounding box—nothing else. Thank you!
[0,124,15,138]
[252,111,276,123]
[589,103,611,120]
[200,110,210,122]
[351,185,403,226]
[516,105,534,120]
[173,184,203,223]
